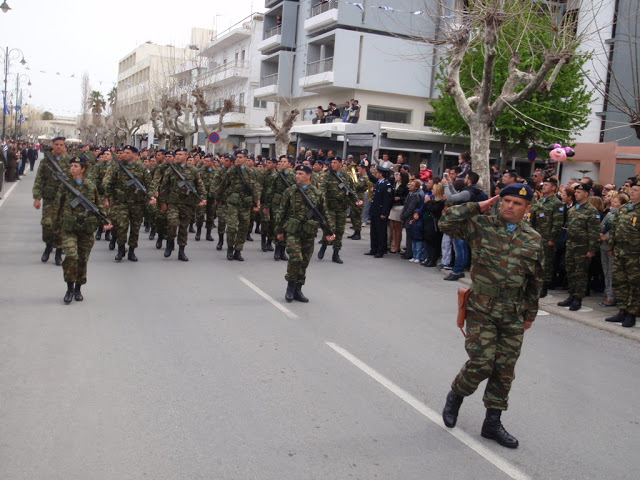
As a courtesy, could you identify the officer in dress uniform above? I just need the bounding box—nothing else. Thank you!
[363,160,393,257]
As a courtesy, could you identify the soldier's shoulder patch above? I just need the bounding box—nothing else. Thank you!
[387,187,392,193]
[559,207,564,211]
[595,214,600,219]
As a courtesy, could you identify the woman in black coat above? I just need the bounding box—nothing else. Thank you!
[422,183,445,267]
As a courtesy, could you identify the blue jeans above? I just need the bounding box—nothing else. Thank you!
[412,240,424,260]
[452,238,468,274]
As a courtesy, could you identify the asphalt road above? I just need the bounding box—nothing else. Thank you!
[1,165,639,480]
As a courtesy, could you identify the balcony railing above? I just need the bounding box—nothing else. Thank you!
[203,105,246,116]
[264,25,282,40]
[261,73,279,87]
[306,57,334,76]
[198,61,249,82]
[311,0,338,17]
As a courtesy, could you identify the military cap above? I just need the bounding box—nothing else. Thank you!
[295,164,313,174]
[123,145,139,153]
[174,147,188,153]
[543,176,558,185]
[52,136,66,143]
[347,154,354,158]
[223,153,236,161]
[287,156,296,165]
[265,156,276,163]
[634,180,640,187]
[249,154,255,160]
[574,183,591,192]
[69,155,89,165]
[204,153,213,159]
[377,161,393,172]
[359,152,368,156]
[500,183,534,201]
[159,149,168,154]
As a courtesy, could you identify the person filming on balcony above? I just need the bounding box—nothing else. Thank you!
[312,106,326,125]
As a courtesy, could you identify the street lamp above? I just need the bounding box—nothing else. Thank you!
[1,46,27,139]
[0,2,11,13]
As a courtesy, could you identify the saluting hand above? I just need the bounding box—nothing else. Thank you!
[478,195,500,213]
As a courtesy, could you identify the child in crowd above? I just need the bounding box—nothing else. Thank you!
[408,210,424,263]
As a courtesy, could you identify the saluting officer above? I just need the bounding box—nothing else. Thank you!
[363,160,393,257]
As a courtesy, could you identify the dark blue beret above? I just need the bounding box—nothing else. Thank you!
[500,183,534,201]
[124,145,139,153]
[70,155,89,165]
[295,164,312,174]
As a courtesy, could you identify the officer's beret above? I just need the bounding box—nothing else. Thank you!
[543,176,558,185]
[159,149,168,154]
[347,154,354,158]
[359,152,368,156]
[124,145,139,153]
[223,153,236,161]
[634,180,640,187]
[295,164,312,174]
[500,183,534,201]
[174,147,188,153]
[69,155,89,165]
[574,183,590,192]
[52,136,66,143]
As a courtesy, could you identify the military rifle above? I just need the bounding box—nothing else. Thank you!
[168,161,203,202]
[118,161,153,200]
[235,165,253,197]
[46,165,111,225]
[43,151,67,176]
[278,170,292,189]
[296,184,334,236]
[328,168,356,199]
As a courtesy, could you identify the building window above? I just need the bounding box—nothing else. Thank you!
[367,106,412,124]
[424,112,435,127]
[302,108,316,121]
[253,97,267,109]
[239,93,245,107]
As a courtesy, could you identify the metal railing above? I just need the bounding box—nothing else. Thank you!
[306,57,334,76]
[203,105,246,116]
[263,25,282,40]
[260,73,279,87]
[198,61,249,83]
[311,0,338,17]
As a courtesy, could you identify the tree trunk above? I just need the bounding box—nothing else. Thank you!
[469,120,492,193]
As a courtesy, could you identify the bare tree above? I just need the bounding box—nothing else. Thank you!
[78,73,92,142]
[265,108,300,156]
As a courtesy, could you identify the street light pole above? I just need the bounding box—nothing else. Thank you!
[1,46,26,140]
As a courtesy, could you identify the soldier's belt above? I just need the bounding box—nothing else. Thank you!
[472,283,523,300]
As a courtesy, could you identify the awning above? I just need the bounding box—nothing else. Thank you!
[66,138,82,144]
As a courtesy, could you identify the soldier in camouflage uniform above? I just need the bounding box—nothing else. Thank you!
[347,161,370,240]
[32,136,71,266]
[606,181,640,327]
[528,177,564,297]
[52,156,112,303]
[88,149,112,241]
[145,152,162,241]
[210,154,234,251]
[441,184,543,449]
[556,183,601,311]
[149,150,174,250]
[317,156,363,263]
[157,147,207,261]
[245,155,261,241]
[259,157,277,252]
[216,151,260,261]
[195,155,217,241]
[265,155,296,261]
[274,164,335,302]
[103,145,151,262]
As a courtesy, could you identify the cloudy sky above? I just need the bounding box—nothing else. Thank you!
[1,0,263,117]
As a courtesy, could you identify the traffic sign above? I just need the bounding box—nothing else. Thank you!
[527,148,537,162]
[208,132,220,144]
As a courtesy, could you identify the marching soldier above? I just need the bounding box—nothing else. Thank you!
[149,150,173,250]
[195,155,217,241]
[265,155,296,261]
[259,157,278,252]
[210,154,234,251]
[274,164,335,302]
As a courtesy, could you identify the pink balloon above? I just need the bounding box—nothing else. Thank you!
[549,148,567,162]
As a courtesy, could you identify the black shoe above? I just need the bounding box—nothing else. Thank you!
[279,247,288,261]
[55,248,63,266]
[109,236,117,250]
[144,225,150,233]
[64,282,75,304]
[74,283,83,302]
[128,248,138,262]
[374,253,384,258]
[332,249,343,264]
[442,390,464,428]
[115,245,126,261]
[255,224,261,234]
[274,245,281,261]
[156,234,164,250]
[164,239,175,258]
[233,250,244,261]
[349,231,361,240]
[605,309,627,323]
[364,251,375,256]
[195,226,202,241]
[149,227,156,240]
[217,235,224,251]
[104,230,112,242]
[294,283,309,303]
[261,236,268,252]
[569,297,582,311]
[557,295,574,307]
[41,244,53,263]
[266,239,274,251]
[317,244,327,260]
[443,272,464,281]
[285,281,295,303]
[227,247,235,260]
[189,223,196,233]
[621,314,636,328]
[246,234,253,242]
[206,229,214,241]
[95,226,103,240]
[540,283,548,298]
[481,409,519,448]
[178,246,189,261]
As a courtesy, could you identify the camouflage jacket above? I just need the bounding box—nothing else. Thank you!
[566,201,601,252]
[159,163,206,206]
[439,202,544,323]
[217,166,259,208]
[610,202,640,254]
[103,160,151,205]
[319,169,358,210]
[528,194,564,242]
[200,167,217,198]
[265,170,296,209]
[208,165,228,201]
[274,183,329,237]
[53,178,105,234]
[32,154,71,201]
[87,161,112,197]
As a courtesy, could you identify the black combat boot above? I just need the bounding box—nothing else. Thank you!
[266,239,274,251]
[189,223,196,233]
[569,297,582,311]
[178,246,189,262]
[317,244,327,260]
[442,389,464,428]
[274,245,281,261]
[261,235,268,252]
[481,408,519,448]
[285,281,295,303]
[227,246,235,260]
[41,244,53,263]
[149,226,156,240]
[115,245,126,261]
[164,238,175,258]
[279,246,288,261]
[246,233,253,242]
[621,313,636,328]
[216,234,224,251]
[206,229,214,241]
[293,283,309,303]
[155,234,164,249]
[332,249,343,264]
[349,230,361,240]
[64,282,75,304]
[104,230,112,242]
[74,283,83,301]
[128,248,138,262]
[144,224,150,233]
[55,248,63,266]
[95,225,103,240]
[540,282,548,298]
[195,224,202,241]
[233,250,244,261]
[109,235,117,250]
[557,294,574,307]
[255,223,261,234]
[605,309,627,322]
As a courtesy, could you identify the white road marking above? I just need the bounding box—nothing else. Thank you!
[326,341,532,480]
[239,276,298,319]
[537,310,549,316]
[0,182,19,209]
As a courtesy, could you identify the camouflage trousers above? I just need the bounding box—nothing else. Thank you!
[541,242,557,284]
[41,198,62,248]
[226,204,251,251]
[285,233,315,285]
[249,209,261,232]
[612,250,640,316]
[217,203,227,235]
[111,203,145,248]
[61,230,95,285]
[167,203,194,246]
[144,203,154,227]
[155,204,168,237]
[320,208,347,251]
[350,204,363,231]
[261,208,272,240]
[196,197,216,229]
[565,244,590,298]
[452,294,524,410]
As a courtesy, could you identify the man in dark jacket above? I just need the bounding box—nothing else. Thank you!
[363,160,393,257]
[28,145,39,171]
[400,179,425,259]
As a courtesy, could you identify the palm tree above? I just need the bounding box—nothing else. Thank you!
[107,86,117,110]
[87,91,106,116]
